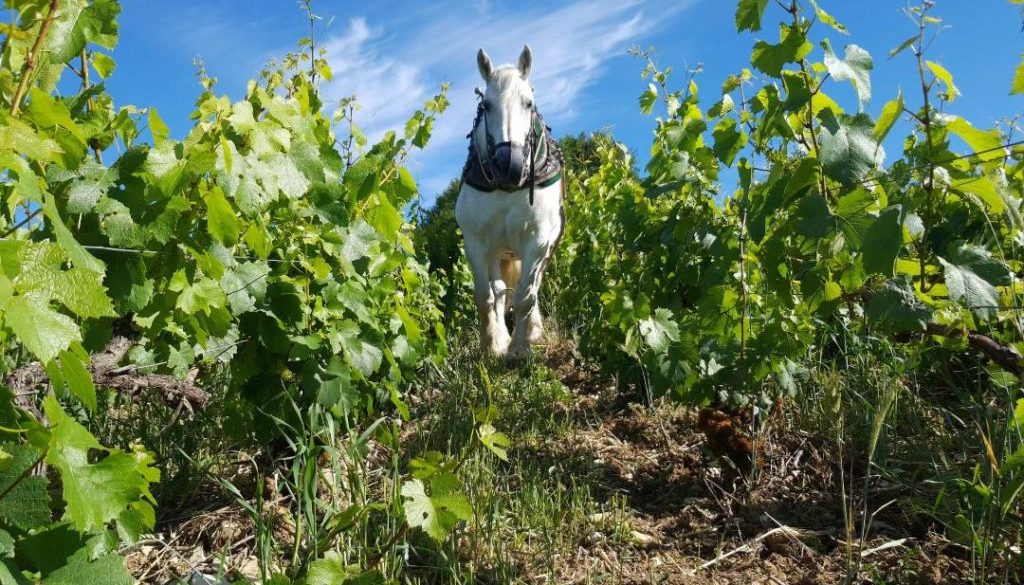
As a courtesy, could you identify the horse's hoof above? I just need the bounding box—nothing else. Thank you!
[527,328,545,344]
[485,339,510,358]
[506,344,532,362]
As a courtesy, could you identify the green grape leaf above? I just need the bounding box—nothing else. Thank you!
[307,552,384,585]
[708,94,735,118]
[410,452,444,480]
[809,0,847,34]
[43,196,105,274]
[735,0,768,32]
[170,271,226,315]
[0,118,61,164]
[394,302,422,344]
[221,261,269,315]
[1012,54,1024,95]
[393,167,419,204]
[0,529,12,559]
[23,88,85,143]
[59,349,96,412]
[401,478,472,542]
[952,174,1007,214]
[266,152,310,199]
[64,160,117,214]
[13,523,85,575]
[43,397,158,533]
[340,221,380,262]
[938,244,1011,318]
[639,84,658,115]
[243,223,272,259]
[712,118,747,166]
[783,157,820,200]
[166,343,195,379]
[340,325,383,378]
[228,100,257,135]
[105,254,154,314]
[327,281,371,324]
[317,357,360,414]
[54,268,116,319]
[364,193,402,241]
[204,186,242,246]
[782,70,811,112]
[40,549,132,585]
[116,500,155,545]
[818,111,884,187]
[751,25,812,78]
[291,141,329,185]
[147,108,170,146]
[944,117,1004,163]
[639,308,679,354]
[866,278,932,333]
[927,61,960,103]
[861,205,902,277]
[0,241,23,279]
[874,90,903,141]
[16,242,113,319]
[477,423,510,461]
[889,35,917,59]
[47,0,120,63]
[91,52,116,79]
[822,41,873,109]
[795,195,832,238]
[0,559,29,585]
[6,295,81,363]
[0,443,51,531]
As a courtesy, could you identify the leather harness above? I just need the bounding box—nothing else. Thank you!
[461,94,563,205]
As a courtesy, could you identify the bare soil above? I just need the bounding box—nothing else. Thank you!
[524,340,976,585]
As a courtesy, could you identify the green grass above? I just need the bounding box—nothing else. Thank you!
[107,329,1024,585]
[398,346,627,583]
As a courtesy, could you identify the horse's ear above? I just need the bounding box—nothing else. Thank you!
[477,49,493,80]
[518,45,533,79]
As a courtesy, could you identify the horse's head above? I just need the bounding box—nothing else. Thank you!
[474,46,535,190]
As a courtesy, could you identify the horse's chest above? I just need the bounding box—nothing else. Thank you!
[455,186,562,254]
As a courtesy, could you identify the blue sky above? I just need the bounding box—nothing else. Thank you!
[105,1,1024,206]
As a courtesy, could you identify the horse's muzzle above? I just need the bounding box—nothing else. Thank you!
[491,141,526,189]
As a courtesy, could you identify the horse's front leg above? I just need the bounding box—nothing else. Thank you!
[465,239,508,357]
[508,243,553,360]
[489,258,512,351]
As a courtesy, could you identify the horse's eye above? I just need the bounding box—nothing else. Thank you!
[482,100,492,111]
[524,99,534,109]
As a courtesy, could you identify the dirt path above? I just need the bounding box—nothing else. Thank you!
[124,338,979,584]
[516,341,969,585]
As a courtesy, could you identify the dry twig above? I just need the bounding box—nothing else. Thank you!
[6,335,210,416]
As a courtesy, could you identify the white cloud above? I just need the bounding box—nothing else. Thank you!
[321,18,431,138]
[319,0,696,203]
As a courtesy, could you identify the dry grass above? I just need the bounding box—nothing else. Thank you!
[121,334,1019,584]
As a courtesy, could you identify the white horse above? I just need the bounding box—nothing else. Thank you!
[455,46,564,360]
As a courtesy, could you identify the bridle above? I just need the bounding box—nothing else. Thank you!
[462,87,561,205]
